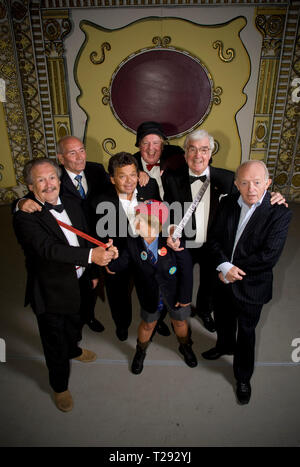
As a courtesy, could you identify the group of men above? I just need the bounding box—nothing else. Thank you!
[13,121,292,412]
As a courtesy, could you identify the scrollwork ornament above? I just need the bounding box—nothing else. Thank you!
[101,87,110,105]
[152,36,171,48]
[90,42,111,65]
[102,138,116,157]
[213,87,222,105]
[213,41,235,63]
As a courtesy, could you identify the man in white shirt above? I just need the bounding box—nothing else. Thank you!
[202,161,292,404]
[92,152,170,341]
[13,158,117,412]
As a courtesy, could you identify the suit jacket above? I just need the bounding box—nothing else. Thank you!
[12,161,110,226]
[59,161,110,227]
[208,191,292,305]
[163,164,236,240]
[92,179,161,252]
[13,195,96,316]
[108,236,193,313]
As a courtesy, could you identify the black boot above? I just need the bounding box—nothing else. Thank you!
[131,340,150,375]
[178,336,198,368]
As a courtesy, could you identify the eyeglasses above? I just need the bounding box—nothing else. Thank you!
[187,146,211,156]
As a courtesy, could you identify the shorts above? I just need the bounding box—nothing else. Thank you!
[141,302,191,323]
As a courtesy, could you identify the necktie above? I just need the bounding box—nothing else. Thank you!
[75,174,86,199]
[189,175,207,184]
[145,246,164,311]
[44,202,64,213]
[146,163,160,171]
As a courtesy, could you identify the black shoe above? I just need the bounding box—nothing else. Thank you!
[131,347,146,374]
[179,344,198,368]
[199,314,216,333]
[236,381,251,405]
[87,319,105,333]
[201,347,234,360]
[156,321,171,337]
[116,328,128,341]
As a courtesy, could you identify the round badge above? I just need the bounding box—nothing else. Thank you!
[141,251,148,261]
[158,247,167,257]
[169,266,177,275]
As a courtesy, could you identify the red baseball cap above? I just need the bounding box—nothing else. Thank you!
[135,200,169,225]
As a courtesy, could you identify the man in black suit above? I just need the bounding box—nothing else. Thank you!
[133,121,186,199]
[92,152,170,341]
[13,158,117,412]
[16,136,111,332]
[202,160,292,404]
[163,129,285,333]
[163,129,235,332]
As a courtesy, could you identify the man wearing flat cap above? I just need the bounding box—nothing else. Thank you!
[133,121,186,199]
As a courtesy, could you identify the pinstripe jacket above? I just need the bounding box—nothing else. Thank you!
[208,191,292,305]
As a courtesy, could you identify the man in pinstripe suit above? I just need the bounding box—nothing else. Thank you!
[202,160,292,404]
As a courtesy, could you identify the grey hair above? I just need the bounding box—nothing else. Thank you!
[183,129,215,152]
[235,160,269,181]
[23,158,62,185]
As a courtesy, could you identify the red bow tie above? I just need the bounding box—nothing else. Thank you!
[146,163,160,171]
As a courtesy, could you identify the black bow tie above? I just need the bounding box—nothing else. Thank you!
[44,202,65,213]
[189,175,207,184]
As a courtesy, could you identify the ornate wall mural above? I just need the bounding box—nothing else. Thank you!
[75,17,249,171]
[0,1,299,203]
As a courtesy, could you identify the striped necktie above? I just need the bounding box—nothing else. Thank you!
[75,174,86,199]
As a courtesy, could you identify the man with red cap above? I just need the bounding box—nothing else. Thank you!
[107,199,197,374]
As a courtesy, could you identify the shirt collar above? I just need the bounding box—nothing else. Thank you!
[188,166,210,179]
[238,190,267,209]
[66,169,84,182]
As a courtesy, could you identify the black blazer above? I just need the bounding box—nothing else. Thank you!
[208,192,292,305]
[108,236,193,313]
[13,195,96,316]
[163,164,236,239]
[92,179,161,251]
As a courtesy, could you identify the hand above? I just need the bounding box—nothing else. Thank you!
[91,245,116,266]
[224,266,246,283]
[270,191,288,207]
[175,302,191,307]
[105,266,115,275]
[167,236,184,252]
[91,278,99,289]
[138,171,150,187]
[19,198,42,213]
[105,238,118,259]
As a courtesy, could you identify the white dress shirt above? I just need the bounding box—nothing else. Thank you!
[141,158,164,199]
[119,189,139,235]
[188,166,211,247]
[66,169,88,195]
[43,196,92,278]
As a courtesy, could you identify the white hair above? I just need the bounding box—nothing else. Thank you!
[183,129,215,152]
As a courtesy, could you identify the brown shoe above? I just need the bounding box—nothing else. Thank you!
[73,348,97,363]
[53,390,73,412]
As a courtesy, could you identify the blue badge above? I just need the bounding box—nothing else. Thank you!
[141,251,148,261]
[169,266,177,275]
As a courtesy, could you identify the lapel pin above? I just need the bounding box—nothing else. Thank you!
[141,251,147,261]
[158,247,167,257]
[169,266,177,275]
